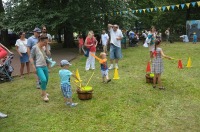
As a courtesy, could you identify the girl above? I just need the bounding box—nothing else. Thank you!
[151,39,172,90]
[84,31,98,71]
[78,34,84,54]
[15,32,30,77]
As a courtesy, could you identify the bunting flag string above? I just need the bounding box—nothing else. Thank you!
[96,1,200,16]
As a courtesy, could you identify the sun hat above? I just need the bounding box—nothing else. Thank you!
[60,60,72,66]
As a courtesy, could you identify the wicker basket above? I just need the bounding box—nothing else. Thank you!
[77,89,93,100]
[145,74,157,84]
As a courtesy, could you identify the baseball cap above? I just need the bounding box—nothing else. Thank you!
[33,27,41,33]
[60,60,72,66]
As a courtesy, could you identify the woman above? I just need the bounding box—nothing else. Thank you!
[15,32,30,77]
[147,26,157,60]
[0,43,13,64]
[30,35,49,102]
[84,31,98,71]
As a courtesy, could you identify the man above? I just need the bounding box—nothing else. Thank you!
[165,28,170,42]
[108,24,123,69]
[100,30,109,54]
[27,27,41,89]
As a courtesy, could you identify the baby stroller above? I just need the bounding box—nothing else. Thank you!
[0,54,14,83]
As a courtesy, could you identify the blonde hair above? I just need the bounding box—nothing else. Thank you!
[100,52,106,58]
[88,30,94,36]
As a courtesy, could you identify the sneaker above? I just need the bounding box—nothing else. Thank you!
[36,81,40,89]
[108,64,114,70]
[66,102,71,105]
[50,61,56,67]
[115,64,119,69]
[106,79,111,83]
[43,96,49,102]
[70,103,78,107]
[0,112,7,118]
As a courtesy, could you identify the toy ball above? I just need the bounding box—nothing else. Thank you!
[81,86,93,92]
[150,73,154,77]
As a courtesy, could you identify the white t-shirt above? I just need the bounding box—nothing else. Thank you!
[15,39,28,53]
[109,28,123,48]
[101,33,109,45]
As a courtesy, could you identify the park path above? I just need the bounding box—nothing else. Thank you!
[10,48,78,76]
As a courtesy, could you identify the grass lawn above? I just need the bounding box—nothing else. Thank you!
[0,42,200,132]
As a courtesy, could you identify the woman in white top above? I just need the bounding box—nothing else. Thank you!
[15,32,30,77]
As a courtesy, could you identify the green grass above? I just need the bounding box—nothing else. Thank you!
[1,42,200,132]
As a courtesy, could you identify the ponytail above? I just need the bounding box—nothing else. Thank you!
[153,39,161,57]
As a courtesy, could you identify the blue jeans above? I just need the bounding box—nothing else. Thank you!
[36,66,48,90]
[110,44,122,60]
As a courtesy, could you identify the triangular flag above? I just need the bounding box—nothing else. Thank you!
[176,4,180,9]
[120,12,122,15]
[181,4,185,9]
[166,6,170,10]
[143,9,146,13]
[171,5,175,10]
[197,1,200,7]
[126,11,128,14]
[139,9,142,13]
[191,2,196,7]
[154,7,157,11]
[150,8,154,12]
[158,7,162,11]
[186,3,190,8]
[136,10,138,13]
[132,10,135,13]
[116,12,119,15]
[162,6,166,11]
[147,8,150,12]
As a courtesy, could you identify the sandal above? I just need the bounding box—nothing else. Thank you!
[159,86,165,90]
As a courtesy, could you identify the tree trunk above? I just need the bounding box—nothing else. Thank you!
[57,29,62,43]
[63,27,75,48]
[1,29,10,48]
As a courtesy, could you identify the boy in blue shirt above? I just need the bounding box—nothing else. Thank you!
[59,60,79,107]
[193,32,197,44]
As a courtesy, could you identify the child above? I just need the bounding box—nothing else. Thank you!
[78,34,84,54]
[193,32,197,44]
[59,60,79,107]
[151,39,172,90]
[99,52,111,83]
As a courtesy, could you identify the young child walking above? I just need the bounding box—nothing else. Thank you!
[193,32,197,44]
[151,39,172,90]
[99,52,111,83]
[59,60,79,107]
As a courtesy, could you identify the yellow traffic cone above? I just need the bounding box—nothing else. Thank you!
[113,68,120,80]
[186,57,192,68]
[75,69,82,82]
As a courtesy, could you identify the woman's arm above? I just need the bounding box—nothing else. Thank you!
[15,46,22,57]
[0,43,13,54]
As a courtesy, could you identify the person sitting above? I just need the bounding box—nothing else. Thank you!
[180,35,189,43]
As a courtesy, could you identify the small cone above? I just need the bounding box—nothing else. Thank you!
[146,61,151,73]
[113,68,120,80]
[186,57,192,68]
[75,69,82,82]
[178,59,183,69]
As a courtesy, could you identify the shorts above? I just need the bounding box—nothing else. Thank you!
[110,44,122,60]
[61,84,72,98]
[20,53,29,63]
[101,69,108,77]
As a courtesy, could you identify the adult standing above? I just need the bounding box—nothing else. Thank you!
[15,32,30,77]
[165,28,170,42]
[84,31,98,71]
[29,35,49,102]
[27,27,41,89]
[108,24,123,69]
[100,30,109,54]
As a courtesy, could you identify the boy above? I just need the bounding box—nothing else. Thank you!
[193,32,197,44]
[59,60,79,107]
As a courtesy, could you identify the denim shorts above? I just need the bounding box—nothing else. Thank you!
[101,69,109,77]
[110,44,122,59]
[61,84,72,98]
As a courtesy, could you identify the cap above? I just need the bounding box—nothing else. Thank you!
[33,27,41,33]
[60,60,72,66]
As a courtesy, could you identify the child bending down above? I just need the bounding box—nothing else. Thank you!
[100,52,111,83]
[59,60,79,107]
[151,39,172,90]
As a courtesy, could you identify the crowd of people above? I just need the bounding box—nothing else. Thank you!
[0,23,199,118]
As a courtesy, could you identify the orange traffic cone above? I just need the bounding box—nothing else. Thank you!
[178,59,183,69]
[146,61,151,73]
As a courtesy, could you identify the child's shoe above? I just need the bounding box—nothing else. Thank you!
[50,61,56,67]
[106,79,111,83]
[43,96,49,102]
[70,103,78,107]
[66,102,71,105]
